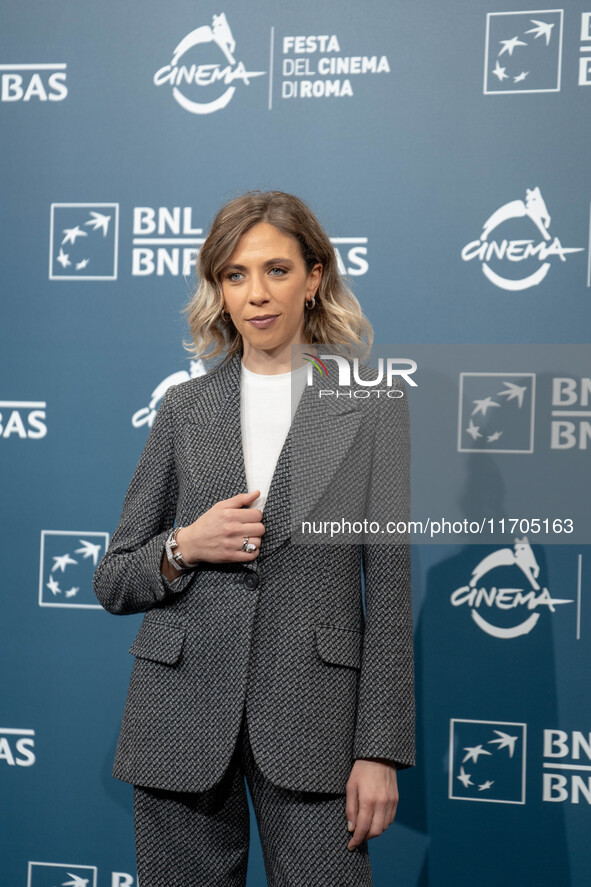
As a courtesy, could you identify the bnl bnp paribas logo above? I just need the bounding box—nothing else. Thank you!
[459,370,591,452]
[450,720,591,806]
[458,372,535,453]
[39,531,108,609]
[484,10,563,94]
[461,187,585,292]
[1,726,35,767]
[154,12,265,114]
[49,204,119,281]
[0,399,47,439]
[27,863,97,887]
[49,205,369,280]
[28,863,137,887]
[484,10,591,91]
[449,719,527,804]
[0,62,67,102]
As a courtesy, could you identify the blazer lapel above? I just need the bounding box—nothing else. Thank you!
[183,350,248,508]
[261,359,363,559]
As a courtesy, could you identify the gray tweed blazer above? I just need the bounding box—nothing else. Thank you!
[93,348,415,793]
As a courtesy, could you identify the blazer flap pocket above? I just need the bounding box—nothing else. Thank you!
[315,622,362,670]
[129,619,186,666]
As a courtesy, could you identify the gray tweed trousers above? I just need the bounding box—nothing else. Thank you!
[133,705,372,887]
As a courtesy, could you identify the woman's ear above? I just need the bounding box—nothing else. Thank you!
[308,263,323,297]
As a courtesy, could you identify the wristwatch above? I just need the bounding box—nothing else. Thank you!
[164,527,199,572]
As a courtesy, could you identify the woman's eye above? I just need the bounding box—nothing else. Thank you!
[226,271,242,281]
[269,267,286,276]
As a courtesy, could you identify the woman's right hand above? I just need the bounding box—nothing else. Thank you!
[174,489,265,565]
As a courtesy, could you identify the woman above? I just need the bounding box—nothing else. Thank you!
[93,190,415,886]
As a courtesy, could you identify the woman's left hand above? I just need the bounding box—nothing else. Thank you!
[345,758,399,850]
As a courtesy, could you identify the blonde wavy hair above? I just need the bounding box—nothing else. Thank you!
[184,190,373,363]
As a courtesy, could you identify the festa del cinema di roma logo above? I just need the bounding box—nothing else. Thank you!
[153,12,265,114]
[461,186,583,291]
[450,537,572,639]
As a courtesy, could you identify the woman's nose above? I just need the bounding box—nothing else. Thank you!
[246,275,269,302]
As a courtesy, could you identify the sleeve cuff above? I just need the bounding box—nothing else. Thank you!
[154,531,198,601]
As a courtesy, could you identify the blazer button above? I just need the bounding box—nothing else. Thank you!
[243,572,259,590]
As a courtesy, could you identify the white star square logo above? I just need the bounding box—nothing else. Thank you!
[49,203,119,280]
[27,862,97,887]
[449,719,527,804]
[39,530,109,609]
[458,372,536,453]
[484,10,564,94]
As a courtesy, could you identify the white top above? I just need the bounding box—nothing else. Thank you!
[240,362,308,512]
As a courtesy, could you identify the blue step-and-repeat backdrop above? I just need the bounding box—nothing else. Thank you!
[2,1,590,885]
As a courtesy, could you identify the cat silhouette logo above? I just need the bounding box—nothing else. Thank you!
[154,12,265,114]
[27,862,97,887]
[461,187,583,291]
[131,360,207,428]
[450,539,573,639]
[49,203,119,280]
[39,531,109,609]
[449,719,527,804]
[484,10,563,94]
